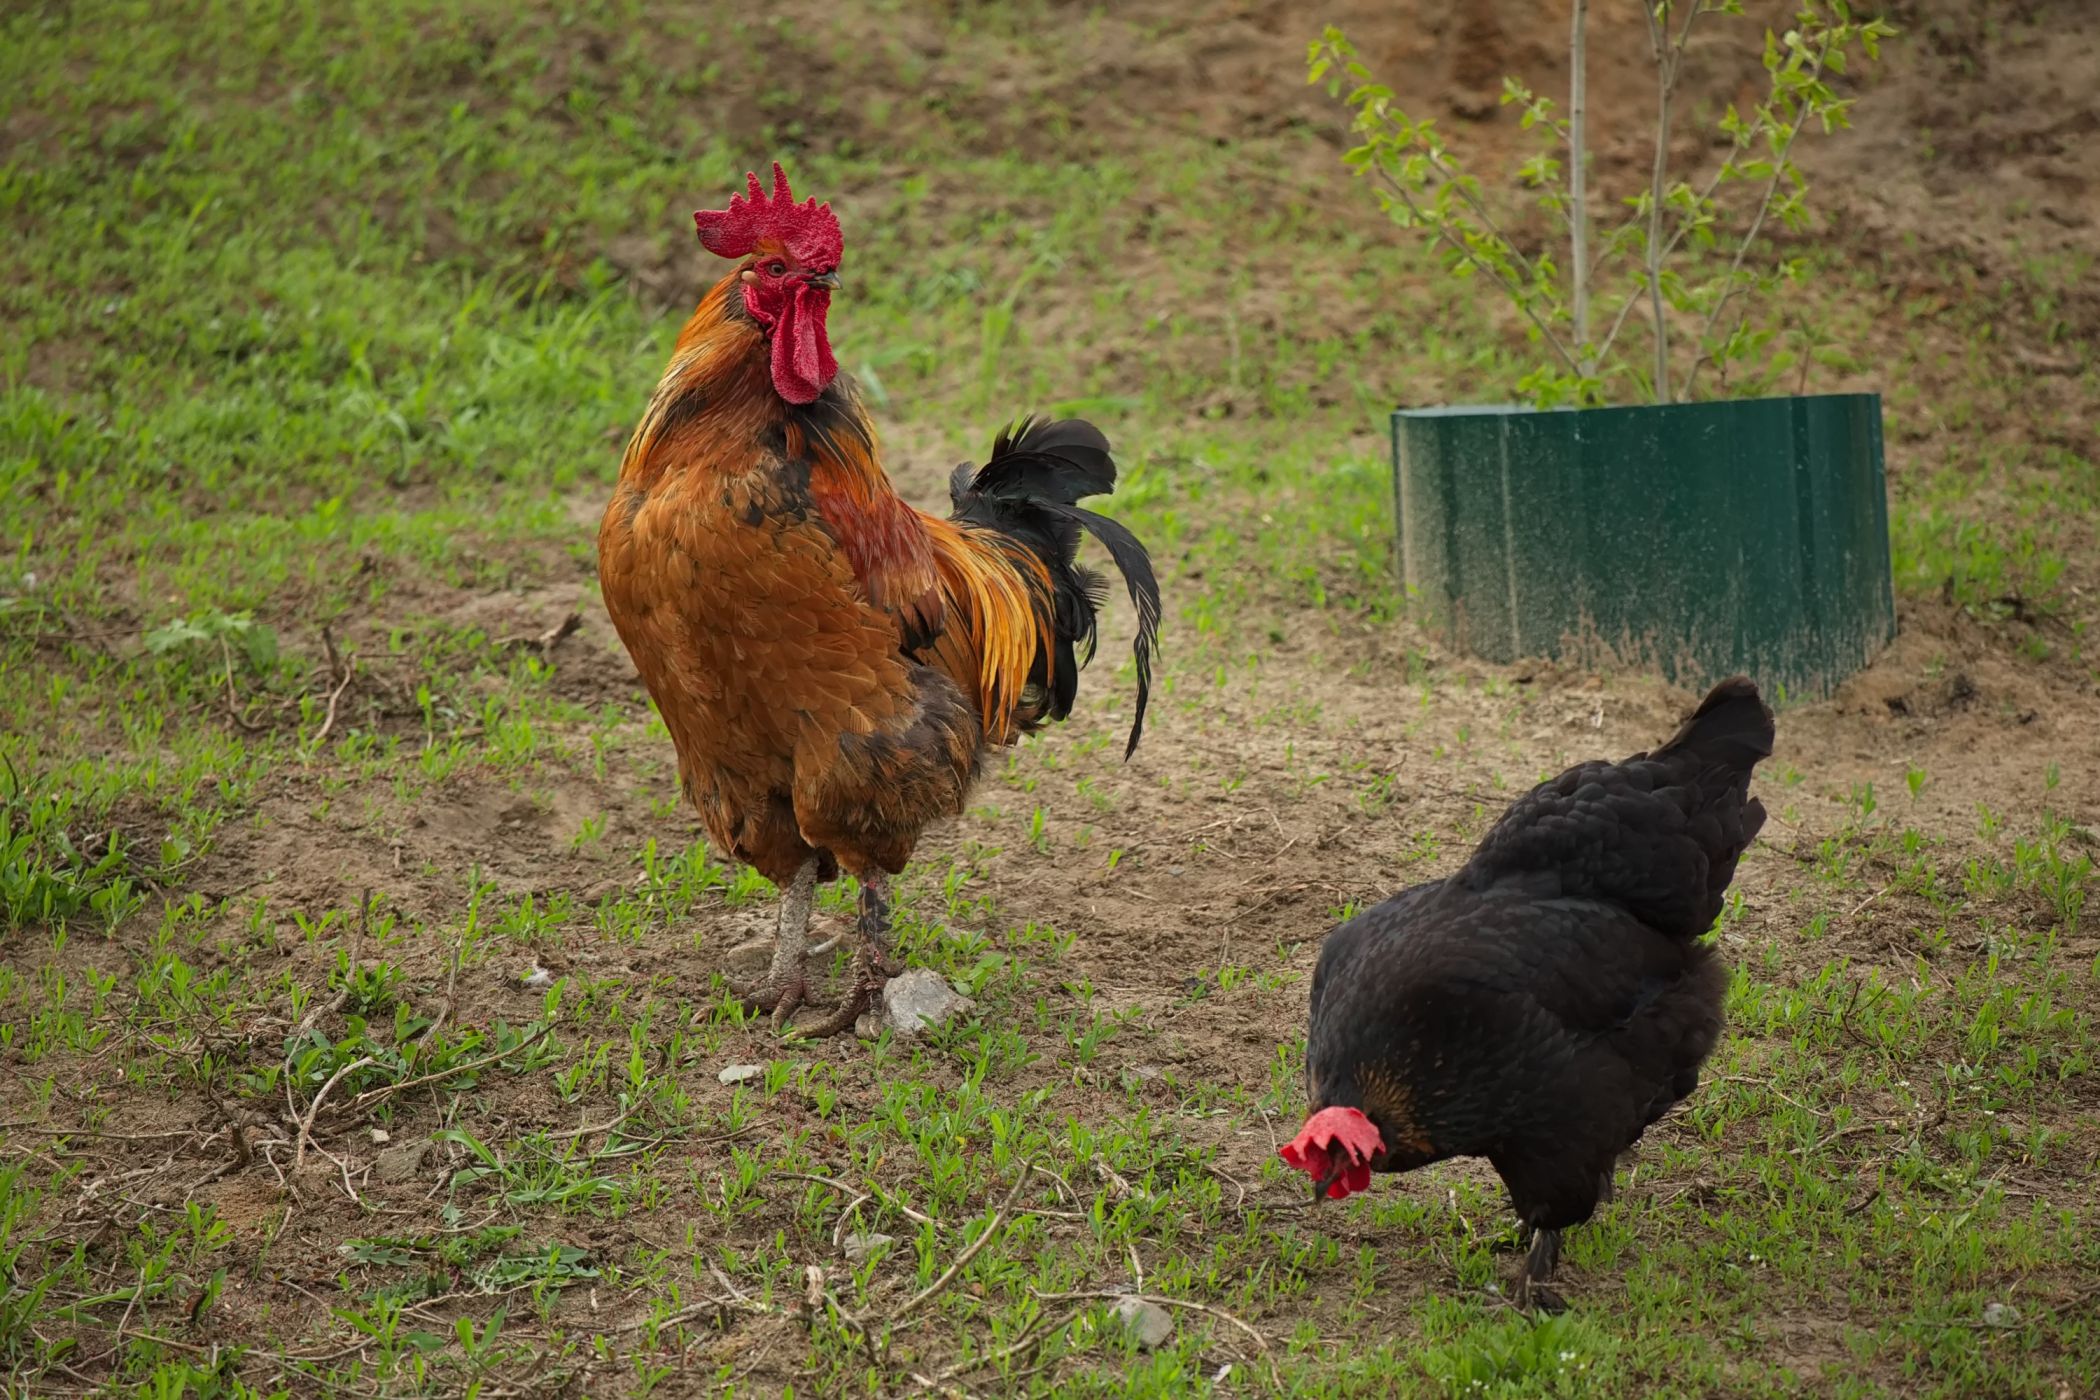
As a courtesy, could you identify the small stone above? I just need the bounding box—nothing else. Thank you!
[1112,1296,1174,1351]
[1982,1302,2021,1329]
[374,1139,429,1183]
[368,1127,391,1145]
[722,937,771,972]
[841,1231,894,1263]
[881,969,974,1037]
[717,1063,764,1085]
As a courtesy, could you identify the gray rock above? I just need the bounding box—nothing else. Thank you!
[1112,1296,1174,1351]
[881,969,974,1036]
[717,1063,764,1085]
[1982,1301,2021,1329]
[722,936,772,972]
[841,1231,895,1263]
[374,1139,429,1183]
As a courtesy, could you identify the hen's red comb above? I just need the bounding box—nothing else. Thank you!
[1279,1107,1384,1200]
[693,162,843,270]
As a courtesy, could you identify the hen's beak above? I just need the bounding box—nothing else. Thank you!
[1313,1158,1345,1203]
[805,270,841,291]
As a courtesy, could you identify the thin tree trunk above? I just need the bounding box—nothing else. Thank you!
[1645,5,1677,403]
[1569,0,1592,368]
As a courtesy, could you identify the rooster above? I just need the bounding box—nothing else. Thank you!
[597,165,1160,1038]
[1280,677,1773,1310]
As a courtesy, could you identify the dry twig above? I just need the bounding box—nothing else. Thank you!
[219,637,266,732]
[291,1055,375,1180]
[888,1164,1032,1326]
[311,624,355,746]
[342,1022,555,1112]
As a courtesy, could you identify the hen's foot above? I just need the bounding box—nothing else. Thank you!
[1515,1226,1568,1314]
[1517,1279,1569,1314]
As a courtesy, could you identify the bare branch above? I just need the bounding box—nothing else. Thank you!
[341,1022,556,1112]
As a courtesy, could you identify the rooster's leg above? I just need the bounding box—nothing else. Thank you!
[797,873,903,1039]
[729,858,828,1030]
[1516,1227,1568,1314]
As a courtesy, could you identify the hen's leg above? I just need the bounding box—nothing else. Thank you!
[798,873,904,1038]
[729,858,828,1030]
[1517,1227,1567,1314]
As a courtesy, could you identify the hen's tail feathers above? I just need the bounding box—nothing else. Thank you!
[948,417,1162,759]
[1460,675,1775,939]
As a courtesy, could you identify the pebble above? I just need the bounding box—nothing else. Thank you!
[841,1231,895,1263]
[877,969,975,1037]
[717,1063,764,1085]
[1112,1296,1175,1351]
[722,937,772,972]
[1122,1064,1165,1091]
[373,1139,429,1183]
[1982,1302,2021,1329]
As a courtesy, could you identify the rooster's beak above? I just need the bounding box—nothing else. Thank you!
[805,270,841,291]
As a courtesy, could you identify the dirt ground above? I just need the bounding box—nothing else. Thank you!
[7,0,2099,1393]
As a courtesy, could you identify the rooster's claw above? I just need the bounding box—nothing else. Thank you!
[729,975,834,1032]
[790,938,898,1039]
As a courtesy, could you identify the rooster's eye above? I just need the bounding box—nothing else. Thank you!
[767,261,786,276]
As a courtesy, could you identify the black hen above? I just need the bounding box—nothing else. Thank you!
[1281,677,1775,1310]
[947,417,1162,758]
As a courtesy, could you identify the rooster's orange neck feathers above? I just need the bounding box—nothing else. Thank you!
[617,273,945,645]
[621,276,876,490]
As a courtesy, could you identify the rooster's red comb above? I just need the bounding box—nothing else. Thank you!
[693,162,843,270]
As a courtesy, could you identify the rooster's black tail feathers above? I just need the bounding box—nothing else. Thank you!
[949,416,1161,759]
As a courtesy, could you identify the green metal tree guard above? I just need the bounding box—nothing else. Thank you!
[1391,393,1896,702]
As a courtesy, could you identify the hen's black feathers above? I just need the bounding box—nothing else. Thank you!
[949,416,1162,759]
[1303,677,1775,1242]
[1458,675,1772,939]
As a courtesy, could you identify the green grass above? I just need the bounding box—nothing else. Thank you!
[4,0,2099,1395]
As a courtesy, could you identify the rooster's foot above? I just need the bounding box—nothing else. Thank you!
[791,938,901,1039]
[729,973,834,1033]
[789,878,901,1039]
